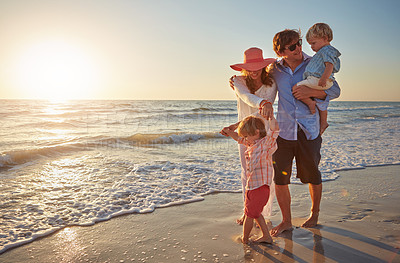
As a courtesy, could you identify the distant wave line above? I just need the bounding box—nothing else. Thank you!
[329,105,399,112]
[0,131,225,168]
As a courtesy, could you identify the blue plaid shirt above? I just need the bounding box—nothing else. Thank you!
[270,53,341,140]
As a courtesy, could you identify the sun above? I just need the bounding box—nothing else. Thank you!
[12,39,101,101]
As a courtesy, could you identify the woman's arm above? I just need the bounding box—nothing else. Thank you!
[259,81,277,120]
[232,76,265,108]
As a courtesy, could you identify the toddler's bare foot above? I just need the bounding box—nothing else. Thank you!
[307,100,316,114]
[254,235,273,244]
[320,122,329,135]
[236,214,245,225]
[241,236,249,244]
[302,212,319,228]
[270,221,293,237]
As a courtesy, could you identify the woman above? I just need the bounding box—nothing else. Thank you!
[224,47,277,224]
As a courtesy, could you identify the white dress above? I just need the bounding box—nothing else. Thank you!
[233,76,277,217]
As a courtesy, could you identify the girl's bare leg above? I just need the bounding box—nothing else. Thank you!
[241,216,253,244]
[254,215,273,243]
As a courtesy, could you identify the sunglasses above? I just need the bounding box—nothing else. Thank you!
[286,39,302,51]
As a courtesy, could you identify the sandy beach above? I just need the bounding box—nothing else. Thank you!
[1,165,399,263]
[1,0,400,262]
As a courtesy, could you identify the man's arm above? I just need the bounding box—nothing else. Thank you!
[292,85,327,100]
[292,80,340,101]
[293,81,340,112]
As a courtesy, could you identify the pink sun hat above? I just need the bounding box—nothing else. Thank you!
[230,47,276,71]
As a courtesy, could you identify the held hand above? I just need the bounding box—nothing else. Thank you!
[259,103,273,120]
[269,116,279,131]
[229,75,236,90]
[292,85,314,101]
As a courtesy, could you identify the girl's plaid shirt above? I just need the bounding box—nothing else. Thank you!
[238,129,279,190]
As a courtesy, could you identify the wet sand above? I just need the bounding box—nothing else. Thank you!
[0,165,399,262]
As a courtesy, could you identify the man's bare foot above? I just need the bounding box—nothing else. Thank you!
[270,221,293,237]
[254,235,273,244]
[320,122,329,135]
[236,214,245,225]
[302,212,319,228]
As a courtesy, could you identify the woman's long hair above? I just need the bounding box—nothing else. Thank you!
[242,66,274,94]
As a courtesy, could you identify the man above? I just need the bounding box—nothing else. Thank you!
[231,29,340,236]
[268,29,340,236]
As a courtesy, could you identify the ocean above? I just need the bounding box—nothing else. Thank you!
[0,99,399,253]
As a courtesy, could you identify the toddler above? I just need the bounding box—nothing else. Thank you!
[221,115,279,243]
[296,23,341,134]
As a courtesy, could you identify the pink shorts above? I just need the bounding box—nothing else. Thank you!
[244,185,270,219]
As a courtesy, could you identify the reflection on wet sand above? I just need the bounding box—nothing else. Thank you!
[53,227,86,262]
[240,222,399,262]
[311,228,325,263]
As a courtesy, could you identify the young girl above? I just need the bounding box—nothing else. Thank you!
[221,115,279,243]
[295,23,341,134]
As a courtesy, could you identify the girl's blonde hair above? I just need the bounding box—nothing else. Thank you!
[238,116,266,138]
[306,23,333,42]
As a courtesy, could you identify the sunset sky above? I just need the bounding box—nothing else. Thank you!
[1,0,399,101]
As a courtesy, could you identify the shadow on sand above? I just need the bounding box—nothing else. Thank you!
[242,225,399,263]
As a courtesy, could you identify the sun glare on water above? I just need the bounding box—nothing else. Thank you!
[13,39,101,101]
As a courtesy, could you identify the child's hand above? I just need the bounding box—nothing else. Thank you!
[318,77,327,87]
[221,126,241,142]
[228,122,239,131]
[269,116,279,131]
[220,127,232,137]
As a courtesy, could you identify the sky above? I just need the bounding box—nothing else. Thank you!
[0,0,399,101]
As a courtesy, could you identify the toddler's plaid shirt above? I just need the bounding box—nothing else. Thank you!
[238,129,279,190]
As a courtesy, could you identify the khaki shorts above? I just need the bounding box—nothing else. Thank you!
[297,76,333,90]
